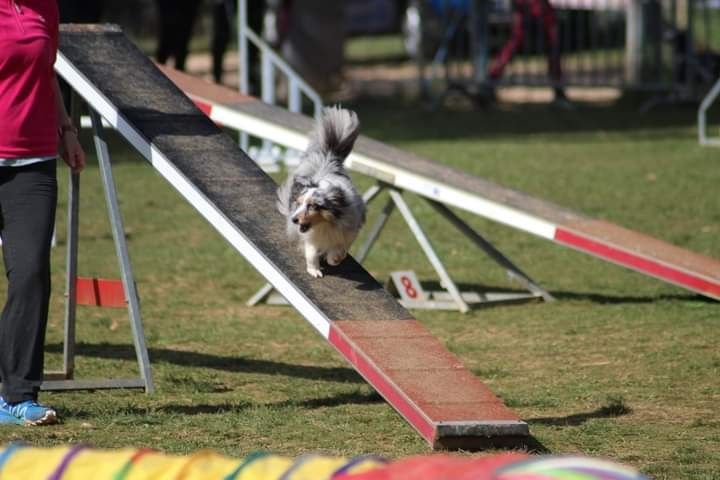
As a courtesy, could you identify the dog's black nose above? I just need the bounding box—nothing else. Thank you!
[292,217,299,224]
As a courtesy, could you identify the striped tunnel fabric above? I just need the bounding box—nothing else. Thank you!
[0,444,649,480]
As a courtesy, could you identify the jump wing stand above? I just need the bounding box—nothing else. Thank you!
[249,181,553,312]
[41,94,154,393]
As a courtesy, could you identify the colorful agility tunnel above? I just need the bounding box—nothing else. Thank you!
[0,444,649,479]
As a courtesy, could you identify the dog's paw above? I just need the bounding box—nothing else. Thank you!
[307,266,324,278]
[327,250,347,266]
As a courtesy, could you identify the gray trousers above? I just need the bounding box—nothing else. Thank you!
[0,160,57,403]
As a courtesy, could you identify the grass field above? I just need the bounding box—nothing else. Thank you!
[0,94,718,479]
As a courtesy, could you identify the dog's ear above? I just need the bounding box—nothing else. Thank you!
[317,186,349,219]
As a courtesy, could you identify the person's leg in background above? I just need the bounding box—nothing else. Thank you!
[540,1,570,104]
[212,0,233,84]
[173,0,202,71]
[247,1,266,93]
[154,0,175,65]
[0,161,58,425]
[220,1,266,90]
[483,2,526,101]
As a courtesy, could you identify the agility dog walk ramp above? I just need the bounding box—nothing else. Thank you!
[162,68,720,301]
[56,25,526,449]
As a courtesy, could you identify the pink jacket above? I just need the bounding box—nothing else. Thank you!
[0,0,59,159]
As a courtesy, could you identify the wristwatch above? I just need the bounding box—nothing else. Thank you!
[58,124,79,137]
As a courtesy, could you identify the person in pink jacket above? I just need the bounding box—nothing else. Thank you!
[0,0,85,426]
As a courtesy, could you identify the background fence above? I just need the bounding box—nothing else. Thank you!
[416,0,720,99]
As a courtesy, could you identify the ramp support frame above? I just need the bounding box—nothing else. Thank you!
[356,182,554,311]
[40,99,154,393]
[698,76,720,146]
[249,181,553,311]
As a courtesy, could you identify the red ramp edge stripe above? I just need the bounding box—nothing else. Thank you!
[328,323,436,442]
[328,321,529,447]
[192,99,212,116]
[555,228,720,299]
[191,99,224,127]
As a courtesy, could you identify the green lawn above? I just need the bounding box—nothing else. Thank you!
[0,96,718,479]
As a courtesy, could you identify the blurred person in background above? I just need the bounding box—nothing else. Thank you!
[212,0,265,88]
[154,0,201,71]
[212,0,235,83]
[485,0,570,107]
[276,0,345,93]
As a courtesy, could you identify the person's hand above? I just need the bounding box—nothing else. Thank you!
[59,129,86,173]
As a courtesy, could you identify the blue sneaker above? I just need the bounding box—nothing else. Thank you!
[0,396,57,426]
[0,409,22,425]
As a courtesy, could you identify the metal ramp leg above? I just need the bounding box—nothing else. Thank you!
[426,199,554,302]
[698,76,720,146]
[39,103,154,393]
[91,108,154,393]
[373,184,550,311]
[387,189,470,313]
[355,195,396,264]
[62,170,80,381]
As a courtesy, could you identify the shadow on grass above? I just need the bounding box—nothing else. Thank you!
[418,280,709,307]
[528,401,632,427]
[274,390,383,410]
[519,436,551,454]
[437,434,550,453]
[46,342,364,384]
[550,291,711,305]
[151,392,382,416]
[155,402,252,415]
[62,392,384,420]
[152,391,383,417]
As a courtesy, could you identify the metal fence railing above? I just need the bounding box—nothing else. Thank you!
[236,0,323,171]
[415,0,720,104]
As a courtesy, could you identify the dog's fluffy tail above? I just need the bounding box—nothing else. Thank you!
[307,106,360,162]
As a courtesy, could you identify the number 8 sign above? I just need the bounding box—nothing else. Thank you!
[390,271,426,302]
[400,275,418,299]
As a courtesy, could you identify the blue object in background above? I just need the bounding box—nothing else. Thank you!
[346,0,400,35]
[429,0,471,16]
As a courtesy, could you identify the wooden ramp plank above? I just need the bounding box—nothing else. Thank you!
[160,66,720,301]
[57,24,526,449]
[556,221,720,298]
[330,320,528,448]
